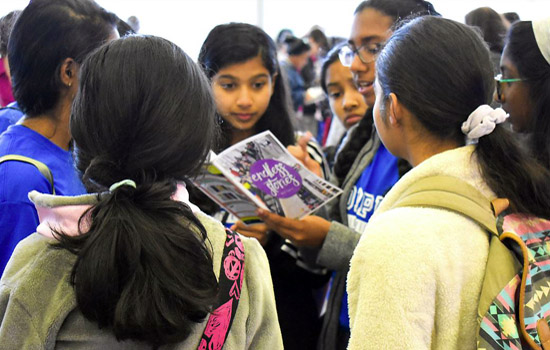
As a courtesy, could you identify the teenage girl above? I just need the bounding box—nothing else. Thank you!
[0,34,283,349]
[495,18,550,169]
[0,0,118,275]
[258,1,439,349]
[196,22,328,350]
[347,15,550,349]
[320,43,369,166]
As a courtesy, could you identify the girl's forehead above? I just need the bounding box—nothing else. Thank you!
[213,55,270,79]
[350,8,394,46]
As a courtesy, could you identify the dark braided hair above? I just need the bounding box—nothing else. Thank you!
[329,109,410,222]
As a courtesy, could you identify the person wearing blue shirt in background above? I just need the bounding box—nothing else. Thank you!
[0,11,23,134]
[0,102,23,134]
[0,0,119,275]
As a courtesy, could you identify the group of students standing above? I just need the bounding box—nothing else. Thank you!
[0,0,550,349]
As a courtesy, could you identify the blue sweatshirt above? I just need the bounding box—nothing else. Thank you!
[0,102,24,135]
[0,125,86,274]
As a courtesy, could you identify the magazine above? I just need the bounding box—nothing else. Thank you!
[192,131,343,224]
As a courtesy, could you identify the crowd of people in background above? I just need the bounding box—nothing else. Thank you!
[0,0,549,349]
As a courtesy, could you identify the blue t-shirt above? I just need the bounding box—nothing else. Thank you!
[0,102,24,135]
[346,143,399,233]
[0,125,86,274]
[340,142,399,328]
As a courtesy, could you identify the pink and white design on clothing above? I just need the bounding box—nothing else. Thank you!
[198,229,245,349]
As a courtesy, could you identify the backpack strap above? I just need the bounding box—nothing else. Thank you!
[0,154,55,195]
[393,175,497,234]
[198,228,245,349]
[392,175,521,324]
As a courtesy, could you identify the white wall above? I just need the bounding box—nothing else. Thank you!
[1,0,549,60]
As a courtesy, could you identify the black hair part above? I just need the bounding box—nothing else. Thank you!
[0,10,21,57]
[8,0,117,117]
[198,22,295,151]
[505,21,550,170]
[355,0,440,20]
[377,16,550,218]
[60,35,219,346]
[465,7,507,52]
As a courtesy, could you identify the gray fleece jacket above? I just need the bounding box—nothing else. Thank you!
[0,190,283,350]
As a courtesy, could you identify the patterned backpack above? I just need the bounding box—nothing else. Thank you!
[394,175,550,350]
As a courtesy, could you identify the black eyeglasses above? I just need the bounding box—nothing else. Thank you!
[338,42,385,67]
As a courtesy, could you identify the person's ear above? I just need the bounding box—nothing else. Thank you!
[388,92,402,126]
[59,58,78,88]
[270,72,278,97]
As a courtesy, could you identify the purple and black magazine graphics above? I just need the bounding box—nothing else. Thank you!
[193,131,342,223]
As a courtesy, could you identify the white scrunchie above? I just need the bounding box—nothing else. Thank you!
[461,105,509,144]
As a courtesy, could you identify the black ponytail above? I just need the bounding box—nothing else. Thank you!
[59,36,220,346]
[477,126,550,217]
[56,179,217,345]
[376,16,550,218]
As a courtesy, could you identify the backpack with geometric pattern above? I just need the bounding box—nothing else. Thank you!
[394,175,550,350]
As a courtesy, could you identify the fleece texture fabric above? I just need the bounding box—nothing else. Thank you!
[0,188,283,349]
[347,145,494,350]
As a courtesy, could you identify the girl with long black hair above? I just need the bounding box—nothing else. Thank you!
[0,35,283,349]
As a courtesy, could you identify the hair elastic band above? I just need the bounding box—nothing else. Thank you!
[533,17,550,66]
[461,105,509,144]
[109,179,137,192]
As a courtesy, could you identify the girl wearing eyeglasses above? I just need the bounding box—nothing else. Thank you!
[495,19,550,169]
[347,16,550,349]
[257,1,438,349]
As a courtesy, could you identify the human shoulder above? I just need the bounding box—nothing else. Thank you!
[195,212,269,277]
[2,233,75,290]
[196,211,267,265]
[356,205,485,262]
[1,233,77,347]
[0,160,52,201]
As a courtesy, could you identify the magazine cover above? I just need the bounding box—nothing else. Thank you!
[208,131,342,220]
[193,163,266,225]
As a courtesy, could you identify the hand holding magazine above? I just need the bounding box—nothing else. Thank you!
[192,131,342,224]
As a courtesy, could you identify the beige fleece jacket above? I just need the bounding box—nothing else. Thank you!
[347,146,494,349]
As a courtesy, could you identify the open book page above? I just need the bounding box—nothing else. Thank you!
[212,131,342,220]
